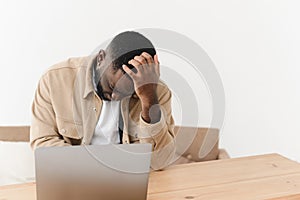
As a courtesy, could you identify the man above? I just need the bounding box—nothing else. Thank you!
[30,31,175,170]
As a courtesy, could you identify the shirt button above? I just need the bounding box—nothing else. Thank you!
[60,129,66,134]
[93,107,97,112]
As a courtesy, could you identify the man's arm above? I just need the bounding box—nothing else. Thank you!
[30,73,71,149]
[137,85,175,170]
[123,53,175,170]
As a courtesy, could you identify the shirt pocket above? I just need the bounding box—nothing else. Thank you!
[56,118,83,139]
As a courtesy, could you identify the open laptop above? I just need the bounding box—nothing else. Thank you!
[34,143,152,200]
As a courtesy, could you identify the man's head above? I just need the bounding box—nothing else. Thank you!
[95,31,156,101]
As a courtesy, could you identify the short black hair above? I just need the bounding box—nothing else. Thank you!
[106,31,156,70]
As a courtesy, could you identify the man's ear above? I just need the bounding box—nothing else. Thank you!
[97,49,106,64]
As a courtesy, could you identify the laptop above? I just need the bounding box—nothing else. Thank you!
[34,143,152,200]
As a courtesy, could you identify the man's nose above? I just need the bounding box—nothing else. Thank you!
[111,92,121,101]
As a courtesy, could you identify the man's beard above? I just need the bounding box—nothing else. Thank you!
[96,81,111,101]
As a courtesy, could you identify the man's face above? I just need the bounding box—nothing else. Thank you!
[97,63,135,101]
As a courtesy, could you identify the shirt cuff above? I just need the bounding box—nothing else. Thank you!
[138,106,167,139]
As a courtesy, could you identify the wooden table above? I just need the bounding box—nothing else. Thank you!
[1,154,300,200]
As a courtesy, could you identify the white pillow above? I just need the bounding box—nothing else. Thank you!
[0,141,35,186]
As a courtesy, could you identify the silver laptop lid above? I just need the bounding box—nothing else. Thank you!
[35,143,152,200]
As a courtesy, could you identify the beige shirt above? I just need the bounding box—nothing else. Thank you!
[30,55,175,170]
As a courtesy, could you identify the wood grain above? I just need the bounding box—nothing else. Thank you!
[1,154,300,200]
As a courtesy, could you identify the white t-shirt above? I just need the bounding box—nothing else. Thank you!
[91,66,120,145]
[91,100,120,145]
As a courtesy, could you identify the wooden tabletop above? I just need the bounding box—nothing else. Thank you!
[1,154,300,200]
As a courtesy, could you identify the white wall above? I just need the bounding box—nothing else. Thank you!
[0,0,299,161]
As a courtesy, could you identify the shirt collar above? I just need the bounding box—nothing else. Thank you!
[83,54,97,99]
[92,62,98,92]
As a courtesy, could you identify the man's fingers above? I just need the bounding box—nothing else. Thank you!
[154,54,159,64]
[141,52,154,64]
[122,64,135,78]
[134,56,147,65]
[154,54,160,76]
[129,59,143,71]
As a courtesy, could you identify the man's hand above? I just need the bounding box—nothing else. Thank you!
[122,52,161,124]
